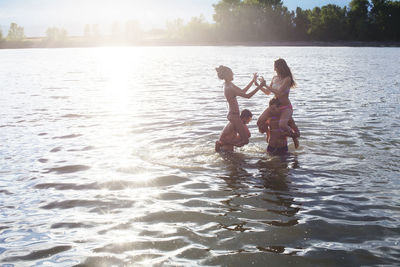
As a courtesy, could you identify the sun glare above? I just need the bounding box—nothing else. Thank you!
[62,0,169,30]
[96,47,135,113]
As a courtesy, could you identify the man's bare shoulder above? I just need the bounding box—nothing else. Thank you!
[221,122,235,135]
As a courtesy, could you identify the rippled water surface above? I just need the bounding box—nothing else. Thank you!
[1,47,400,266]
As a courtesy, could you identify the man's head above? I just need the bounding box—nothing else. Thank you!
[268,98,280,115]
[240,109,252,124]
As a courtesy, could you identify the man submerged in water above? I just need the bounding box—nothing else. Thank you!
[215,109,253,152]
[260,98,300,156]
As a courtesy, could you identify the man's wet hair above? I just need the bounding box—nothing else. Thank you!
[269,98,281,107]
[240,109,252,119]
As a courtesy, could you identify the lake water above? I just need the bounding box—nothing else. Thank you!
[0,46,399,266]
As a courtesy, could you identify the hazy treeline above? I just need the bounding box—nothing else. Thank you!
[166,0,400,42]
[0,23,26,46]
[1,0,399,48]
[82,21,142,43]
[0,20,143,48]
[0,22,69,48]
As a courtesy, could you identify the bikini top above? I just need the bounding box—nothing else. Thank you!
[271,76,291,94]
[271,76,281,90]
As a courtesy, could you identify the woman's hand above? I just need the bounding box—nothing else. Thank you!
[258,76,271,95]
[252,73,258,84]
[242,73,259,94]
[258,76,267,87]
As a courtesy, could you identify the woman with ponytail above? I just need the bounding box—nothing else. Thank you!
[215,65,264,150]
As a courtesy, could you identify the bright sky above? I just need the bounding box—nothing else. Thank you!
[0,0,351,36]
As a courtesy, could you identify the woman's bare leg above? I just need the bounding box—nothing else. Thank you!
[229,116,249,147]
[279,108,299,148]
[278,108,292,133]
[257,107,270,133]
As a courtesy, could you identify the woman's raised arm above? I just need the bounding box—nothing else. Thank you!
[256,76,271,95]
[242,73,258,93]
[231,79,265,99]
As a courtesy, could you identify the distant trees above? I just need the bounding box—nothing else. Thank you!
[212,0,302,41]
[111,22,122,39]
[166,19,185,40]
[1,0,400,48]
[211,0,352,41]
[84,24,101,40]
[126,20,142,42]
[45,27,68,42]
[81,21,143,44]
[166,15,214,42]
[370,0,400,40]
[212,0,241,41]
[209,0,400,42]
[183,15,214,41]
[83,24,103,43]
[386,1,400,40]
[212,0,294,41]
[293,7,310,40]
[348,0,370,40]
[307,5,348,41]
[7,23,24,41]
[163,0,400,43]
[92,24,101,39]
[84,24,91,39]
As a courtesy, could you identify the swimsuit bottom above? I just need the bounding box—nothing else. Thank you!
[267,145,288,156]
[279,104,293,111]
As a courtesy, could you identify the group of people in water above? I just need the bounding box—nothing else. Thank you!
[215,58,300,156]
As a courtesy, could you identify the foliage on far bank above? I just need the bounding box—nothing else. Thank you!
[164,0,400,42]
[1,23,29,48]
[1,0,400,48]
[205,0,400,42]
[160,0,400,43]
[166,15,216,42]
[7,23,25,41]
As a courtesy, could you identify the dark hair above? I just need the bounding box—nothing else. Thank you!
[274,58,296,88]
[216,65,232,81]
[269,97,280,107]
[240,109,252,119]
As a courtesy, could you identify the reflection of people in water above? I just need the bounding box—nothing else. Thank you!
[259,98,300,156]
[216,109,252,152]
[219,151,301,236]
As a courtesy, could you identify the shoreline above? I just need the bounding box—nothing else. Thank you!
[222,41,400,47]
[1,39,400,49]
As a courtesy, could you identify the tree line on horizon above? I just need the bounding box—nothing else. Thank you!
[0,20,143,47]
[1,0,399,47]
[170,0,400,42]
